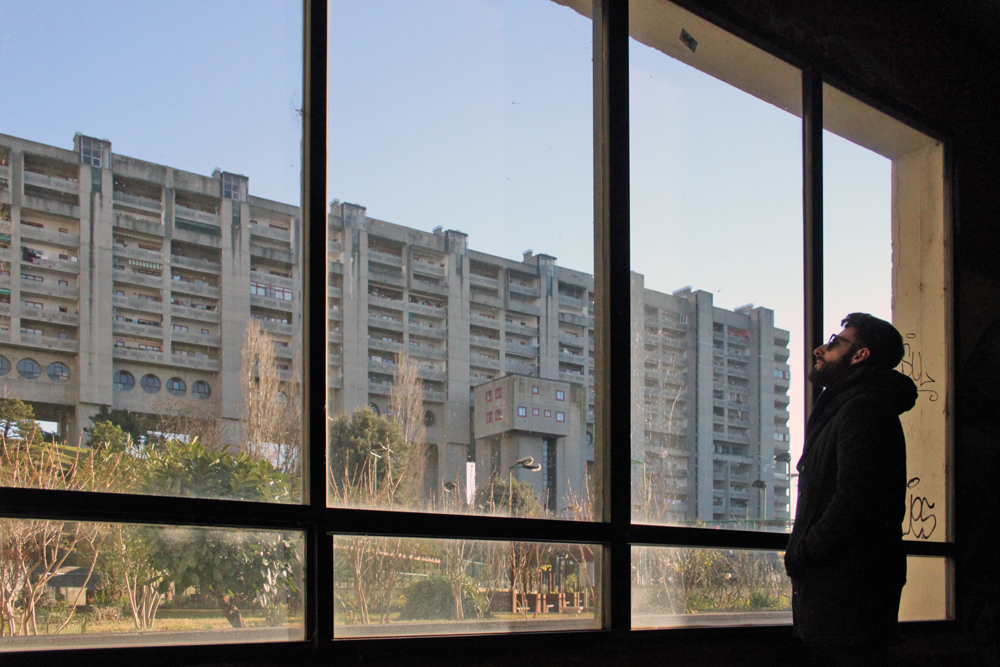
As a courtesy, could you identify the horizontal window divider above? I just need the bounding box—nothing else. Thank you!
[0,487,315,530]
[1,637,318,666]
[627,524,790,551]
[902,540,954,557]
[323,507,612,544]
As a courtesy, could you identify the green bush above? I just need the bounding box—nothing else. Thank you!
[399,576,475,621]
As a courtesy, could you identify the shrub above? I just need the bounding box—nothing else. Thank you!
[399,576,475,621]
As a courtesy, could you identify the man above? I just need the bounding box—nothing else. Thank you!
[785,313,917,666]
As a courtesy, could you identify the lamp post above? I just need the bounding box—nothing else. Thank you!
[752,479,767,520]
[508,456,542,515]
[368,451,382,496]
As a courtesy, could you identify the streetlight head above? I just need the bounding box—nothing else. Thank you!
[525,463,542,472]
[515,456,535,467]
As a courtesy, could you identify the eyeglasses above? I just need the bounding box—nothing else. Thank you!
[826,333,855,350]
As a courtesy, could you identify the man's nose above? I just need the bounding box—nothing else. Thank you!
[813,345,824,357]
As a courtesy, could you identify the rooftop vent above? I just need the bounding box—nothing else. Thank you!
[432,226,443,235]
[523,249,534,261]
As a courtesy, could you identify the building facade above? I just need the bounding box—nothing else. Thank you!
[0,132,789,522]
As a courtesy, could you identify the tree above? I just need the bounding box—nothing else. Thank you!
[240,318,301,477]
[87,407,151,449]
[473,476,542,518]
[328,407,411,506]
[140,438,301,627]
[389,355,427,505]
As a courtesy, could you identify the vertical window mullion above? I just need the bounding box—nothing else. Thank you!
[303,0,331,647]
[593,0,630,636]
[802,69,824,418]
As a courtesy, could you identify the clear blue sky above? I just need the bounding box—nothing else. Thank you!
[1,0,891,474]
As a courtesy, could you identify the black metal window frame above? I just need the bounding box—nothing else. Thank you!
[0,1,954,665]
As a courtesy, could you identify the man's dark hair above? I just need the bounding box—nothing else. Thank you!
[841,312,905,370]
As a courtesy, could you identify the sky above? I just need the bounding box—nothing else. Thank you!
[0,1,893,493]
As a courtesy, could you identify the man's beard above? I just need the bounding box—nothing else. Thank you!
[808,351,855,387]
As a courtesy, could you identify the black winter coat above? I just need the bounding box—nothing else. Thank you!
[784,364,917,649]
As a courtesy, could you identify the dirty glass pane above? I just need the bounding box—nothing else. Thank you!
[632,546,791,629]
[327,1,596,518]
[629,0,802,529]
[333,535,601,637]
[0,519,304,651]
[0,2,304,502]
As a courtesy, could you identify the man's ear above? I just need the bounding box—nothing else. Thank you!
[851,347,870,365]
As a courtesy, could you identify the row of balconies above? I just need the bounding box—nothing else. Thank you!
[171,254,221,274]
[250,269,293,290]
[408,321,447,339]
[23,170,78,195]
[19,222,80,248]
[249,222,291,243]
[469,334,500,350]
[21,194,80,221]
[249,293,294,313]
[11,333,78,352]
[20,279,77,299]
[113,190,161,211]
[111,346,222,371]
[21,308,78,326]
[469,273,499,290]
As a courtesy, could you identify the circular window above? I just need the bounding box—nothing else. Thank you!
[47,362,70,383]
[424,410,436,427]
[0,355,10,377]
[141,374,161,394]
[17,358,41,380]
[113,370,135,391]
[192,380,211,399]
[167,377,186,396]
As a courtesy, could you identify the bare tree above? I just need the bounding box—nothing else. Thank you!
[388,354,427,505]
[240,318,302,475]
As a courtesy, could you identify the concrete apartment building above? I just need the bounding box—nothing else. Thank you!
[0,132,789,522]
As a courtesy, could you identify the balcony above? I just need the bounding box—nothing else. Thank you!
[409,345,447,361]
[408,321,446,339]
[558,312,590,327]
[417,366,447,382]
[113,191,162,212]
[507,299,540,316]
[249,223,291,242]
[115,211,164,235]
[249,245,293,263]
[114,295,163,314]
[329,260,344,275]
[113,245,162,263]
[174,204,220,226]
[368,381,392,396]
[22,256,79,274]
[369,313,404,331]
[111,320,163,339]
[23,170,78,195]
[0,303,9,316]
[258,319,295,336]
[113,269,162,289]
[251,270,293,290]
[469,274,499,290]
[505,321,538,336]
[558,294,585,309]
[506,359,537,374]
[559,350,586,364]
[113,347,165,365]
[20,224,80,247]
[368,250,403,268]
[506,341,537,357]
[368,359,396,375]
[16,333,78,352]
[170,303,220,323]
[470,335,500,349]
[327,307,343,322]
[369,295,404,311]
[471,356,501,370]
[559,331,584,345]
[172,329,222,347]
[21,279,77,300]
[509,282,539,298]
[328,375,343,389]
[21,194,80,220]
[250,294,294,312]
[412,260,445,278]
[408,301,445,318]
[171,354,222,372]
[559,370,585,383]
[328,239,343,254]
[170,277,220,298]
[423,389,447,403]
[368,337,403,354]
[170,254,220,274]
[328,354,343,366]
[369,270,405,288]
[412,278,446,296]
[470,291,502,308]
[471,313,500,329]
[327,285,343,299]
[727,366,750,379]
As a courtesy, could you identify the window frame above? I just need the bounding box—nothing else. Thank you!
[0,1,955,664]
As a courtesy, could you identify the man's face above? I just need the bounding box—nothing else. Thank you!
[808,327,866,387]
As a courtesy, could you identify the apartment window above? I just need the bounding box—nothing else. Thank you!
[192,380,211,399]
[113,370,134,391]
[80,136,102,167]
[544,409,552,418]
[46,362,70,383]
[21,274,42,282]
[556,389,565,401]
[486,390,492,401]
[58,280,68,287]
[20,327,42,336]
[222,173,241,201]
[141,373,161,394]
[22,301,42,309]
[517,406,527,417]
[495,387,502,399]
[486,412,493,424]
[533,407,540,416]
[495,409,503,420]
[532,385,539,394]
[16,358,41,380]
[556,411,565,423]
[0,355,9,376]
[166,377,186,396]
[173,324,188,332]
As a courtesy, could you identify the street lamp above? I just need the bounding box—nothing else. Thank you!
[508,456,542,515]
[751,479,767,520]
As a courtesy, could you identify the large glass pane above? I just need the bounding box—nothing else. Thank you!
[327,1,595,517]
[823,84,950,544]
[632,546,791,628]
[0,2,304,502]
[629,0,802,529]
[0,520,304,650]
[899,556,952,622]
[333,535,601,637]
